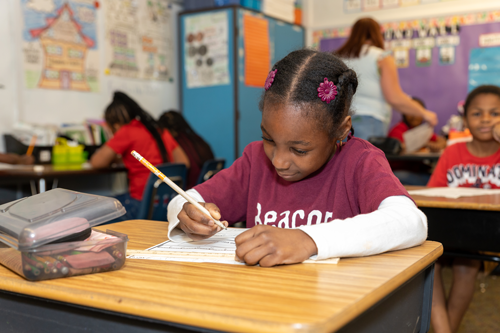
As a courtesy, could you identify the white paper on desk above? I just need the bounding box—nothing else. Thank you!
[0,163,16,170]
[147,228,245,253]
[403,123,434,153]
[127,228,246,264]
[408,187,500,199]
[126,228,339,265]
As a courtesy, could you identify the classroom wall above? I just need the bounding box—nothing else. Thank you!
[304,0,500,44]
[0,0,182,152]
[302,0,500,131]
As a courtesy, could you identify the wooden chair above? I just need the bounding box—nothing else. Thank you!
[136,163,187,221]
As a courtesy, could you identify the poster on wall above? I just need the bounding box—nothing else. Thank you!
[469,47,500,91]
[104,0,174,81]
[344,0,361,13]
[439,46,455,65]
[184,11,230,89]
[21,0,99,92]
[416,48,432,67]
[393,48,409,68]
[382,0,399,9]
[363,0,380,11]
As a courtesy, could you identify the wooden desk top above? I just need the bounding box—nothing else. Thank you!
[0,164,126,178]
[0,220,443,333]
[406,185,500,211]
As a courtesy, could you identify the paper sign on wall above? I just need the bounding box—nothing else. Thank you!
[394,48,409,68]
[185,11,230,88]
[416,48,432,67]
[363,0,380,11]
[21,0,99,92]
[104,0,174,81]
[479,33,500,47]
[344,0,362,12]
[439,46,455,65]
[243,14,270,88]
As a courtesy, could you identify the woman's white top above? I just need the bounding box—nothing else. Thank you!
[167,190,428,260]
[343,45,392,126]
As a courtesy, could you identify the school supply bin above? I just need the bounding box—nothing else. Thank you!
[0,189,128,281]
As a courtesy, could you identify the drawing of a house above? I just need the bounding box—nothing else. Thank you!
[29,3,94,91]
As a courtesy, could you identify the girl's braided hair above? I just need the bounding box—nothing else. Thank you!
[105,91,169,162]
[259,49,358,140]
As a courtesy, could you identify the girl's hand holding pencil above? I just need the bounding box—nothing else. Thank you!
[131,150,228,236]
[177,202,229,241]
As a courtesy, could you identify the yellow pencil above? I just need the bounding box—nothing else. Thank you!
[131,150,227,230]
[26,135,37,157]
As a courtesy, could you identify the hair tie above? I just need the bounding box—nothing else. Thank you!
[265,69,277,91]
[317,78,338,104]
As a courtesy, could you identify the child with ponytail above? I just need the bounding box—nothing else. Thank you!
[91,92,190,219]
[167,50,427,266]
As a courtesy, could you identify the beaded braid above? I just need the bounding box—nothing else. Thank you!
[260,50,358,140]
[105,91,169,163]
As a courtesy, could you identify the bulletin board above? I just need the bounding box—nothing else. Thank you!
[316,11,500,131]
[8,0,180,127]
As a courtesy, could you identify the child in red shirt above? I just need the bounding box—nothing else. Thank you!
[91,92,190,220]
[428,85,500,333]
[166,50,428,267]
[388,97,446,185]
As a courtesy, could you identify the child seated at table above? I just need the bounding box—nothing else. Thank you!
[389,97,446,152]
[166,49,427,267]
[388,97,446,185]
[91,92,190,220]
[158,110,215,188]
[427,85,500,333]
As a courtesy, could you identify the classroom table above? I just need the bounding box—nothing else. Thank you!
[407,186,500,263]
[0,220,442,333]
[0,163,126,195]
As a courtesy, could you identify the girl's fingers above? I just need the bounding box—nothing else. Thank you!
[235,230,270,265]
[235,227,258,245]
[238,242,272,266]
[178,207,219,236]
[204,203,222,221]
[184,203,214,226]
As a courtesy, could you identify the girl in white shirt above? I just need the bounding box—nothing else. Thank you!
[337,18,438,140]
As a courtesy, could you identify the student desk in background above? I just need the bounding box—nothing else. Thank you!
[385,151,441,163]
[407,186,500,263]
[0,163,127,195]
[0,220,442,333]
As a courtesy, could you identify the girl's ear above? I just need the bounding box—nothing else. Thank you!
[338,116,352,140]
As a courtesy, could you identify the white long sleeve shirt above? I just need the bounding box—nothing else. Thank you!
[167,190,427,260]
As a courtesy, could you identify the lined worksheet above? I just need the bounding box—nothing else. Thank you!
[146,228,246,254]
[126,228,339,265]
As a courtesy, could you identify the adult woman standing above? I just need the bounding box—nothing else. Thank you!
[336,18,438,140]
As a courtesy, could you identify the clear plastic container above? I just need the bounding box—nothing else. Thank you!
[0,189,128,281]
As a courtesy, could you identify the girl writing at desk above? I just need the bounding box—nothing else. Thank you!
[91,92,190,220]
[167,50,427,267]
[428,85,500,333]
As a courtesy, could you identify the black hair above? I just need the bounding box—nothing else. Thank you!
[158,110,214,166]
[464,85,500,116]
[259,49,358,140]
[105,91,169,162]
[402,96,426,126]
